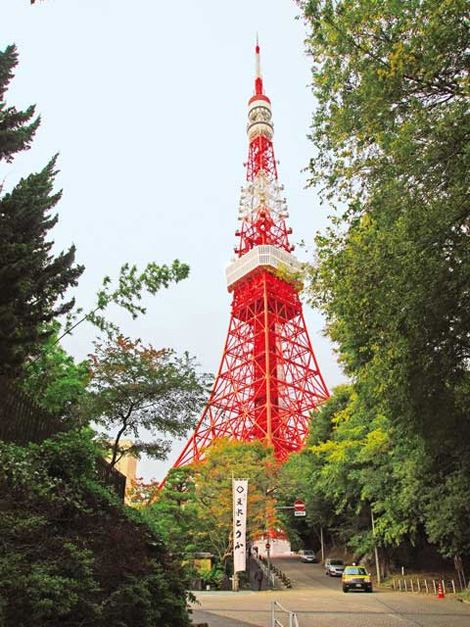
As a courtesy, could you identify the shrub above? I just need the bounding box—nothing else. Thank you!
[0,429,191,626]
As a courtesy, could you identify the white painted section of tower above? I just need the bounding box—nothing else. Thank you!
[225,244,302,289]
[238,171,287,222]
[247,100,274,141]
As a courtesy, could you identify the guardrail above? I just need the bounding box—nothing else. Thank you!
[271,601,299,627]
[391,577,463,594]
[254,556,276,588]
[258,556,293,588]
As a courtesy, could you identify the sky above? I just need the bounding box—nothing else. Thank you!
[2,0,346,480]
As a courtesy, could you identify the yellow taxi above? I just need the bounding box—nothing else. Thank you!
[342,565,373,592]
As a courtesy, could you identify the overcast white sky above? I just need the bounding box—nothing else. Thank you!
[3,0,345,480]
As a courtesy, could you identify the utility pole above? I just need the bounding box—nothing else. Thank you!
[371,508,381,585]
[266,540,271,589]
[320,527,325,563]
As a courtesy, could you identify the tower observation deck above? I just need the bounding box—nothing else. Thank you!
[171,42,329,468]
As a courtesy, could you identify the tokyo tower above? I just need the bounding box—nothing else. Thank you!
[173,42,329,468]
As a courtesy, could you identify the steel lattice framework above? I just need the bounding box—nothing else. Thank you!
[172,42,329,469]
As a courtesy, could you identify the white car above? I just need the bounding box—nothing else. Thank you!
[298,550,317,563]
[325,558,345,576]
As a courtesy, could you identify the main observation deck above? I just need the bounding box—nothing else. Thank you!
[225,244,302,291]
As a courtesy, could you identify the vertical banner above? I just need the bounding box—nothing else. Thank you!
[232,479,248,573]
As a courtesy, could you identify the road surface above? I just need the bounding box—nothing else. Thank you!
[191,557,470,626]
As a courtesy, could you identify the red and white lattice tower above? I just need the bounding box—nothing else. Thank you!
[173,42,329,468]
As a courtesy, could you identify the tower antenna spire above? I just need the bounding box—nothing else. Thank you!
[255,35,263,95]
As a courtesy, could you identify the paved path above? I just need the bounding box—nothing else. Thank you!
[190,558,470,626]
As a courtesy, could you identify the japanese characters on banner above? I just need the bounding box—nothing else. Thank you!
[232,479,248,573]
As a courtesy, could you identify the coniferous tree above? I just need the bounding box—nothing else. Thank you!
[0,45,83,375]
[0,45,39,162]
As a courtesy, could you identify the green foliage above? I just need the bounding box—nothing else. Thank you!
[277,448,332,550]
[142,467,201,560]
[198,566,225,589]
[298,0,470,559]
[422,464,470,557]
[20,321,89,415]
[300,0,468,199]
[0,429,191,626]
[70,259,190,338]
[0,45,83,375]
[149,440,278,566]
[82,334,210,468]
[0,44,39,162]
[458,590,470,603]
[192,439,278,562]
[280,387,426,559]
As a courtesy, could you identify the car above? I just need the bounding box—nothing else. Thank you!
[298,550,317,563]
[325,558,345,576]
[342,565,373,592]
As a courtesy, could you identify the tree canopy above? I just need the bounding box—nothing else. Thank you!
[290,0,470,561]
[149,440,278,565]
[83,334,210,469]
[0,44,83,375]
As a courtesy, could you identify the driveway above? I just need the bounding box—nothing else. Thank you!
[190,558,470,626]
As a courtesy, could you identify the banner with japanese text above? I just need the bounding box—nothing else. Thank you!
[232,479,248,573]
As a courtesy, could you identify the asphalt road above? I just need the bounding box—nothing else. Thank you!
[191,557,470,626]
[272,555,347,591]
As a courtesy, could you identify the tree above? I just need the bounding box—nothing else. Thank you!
[83,334,210,469]
[18,257,191,419]
[277,450,332,552]
[64,258,190,339]
[144,467,202,561]
[149,440,279,569]
[277,387,353,551]
[127,476,161,508]
[0,45,83,375]
[300,0,470,558]
[279,386,427,567]
[191,439,278,563]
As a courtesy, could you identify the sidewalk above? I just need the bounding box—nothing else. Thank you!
[192,608,263,627]
[191,591,271,627]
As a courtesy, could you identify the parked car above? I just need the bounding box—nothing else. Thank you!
[298,550,317,563]
[325,558,345,576]
[342,565,373,592]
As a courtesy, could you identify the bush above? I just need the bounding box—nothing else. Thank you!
[198,566,225,590]
[0,429,191,626]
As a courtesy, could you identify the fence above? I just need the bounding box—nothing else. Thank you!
[95,456,127,501]
[392,577,463,594]
[271,601,300,627]
[258,555,292,588]
[0,375,68,444]
[0,376,126,501]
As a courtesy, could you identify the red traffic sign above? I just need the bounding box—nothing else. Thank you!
[265,542,271,550]
[294,499,305,511]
